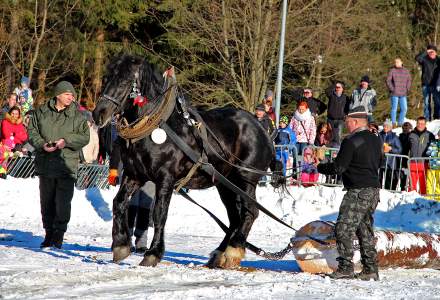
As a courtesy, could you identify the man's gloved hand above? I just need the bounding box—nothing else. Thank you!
[108,169,119,186]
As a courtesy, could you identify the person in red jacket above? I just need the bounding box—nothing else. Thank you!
[1,106,28,151]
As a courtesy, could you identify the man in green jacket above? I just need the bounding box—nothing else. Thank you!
[28,81,89,249]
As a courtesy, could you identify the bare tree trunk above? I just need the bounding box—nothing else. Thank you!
[78,31,88,103]
[6,3,19,91]
[93,28,105,101]
[28,0,48,83]
[35,70,46,106]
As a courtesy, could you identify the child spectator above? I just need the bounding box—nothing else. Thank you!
[314,122,336,147]
[14,76,33,115]
[1,106,28,152]
[290,101,316,155]
[275,115,296,175]
[300,146,319,186]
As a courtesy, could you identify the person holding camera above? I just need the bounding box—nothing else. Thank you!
[28,81,89,249]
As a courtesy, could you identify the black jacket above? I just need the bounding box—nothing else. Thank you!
[399,132,411,156]
[325,86,350,120]
[257,115,275,135]
[416,51,440,86]
[298,97,327,116]
[408,128,436,157]
[317,128,383,189]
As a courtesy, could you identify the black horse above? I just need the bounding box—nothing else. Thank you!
[93,54,279,268]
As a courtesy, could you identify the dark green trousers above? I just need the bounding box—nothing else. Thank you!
[39,176,75,232]
[335,187,380,273]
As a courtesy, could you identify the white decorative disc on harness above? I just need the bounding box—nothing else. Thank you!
[151,128,167,144]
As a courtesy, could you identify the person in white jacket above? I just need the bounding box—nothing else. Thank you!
[290,101,316,155]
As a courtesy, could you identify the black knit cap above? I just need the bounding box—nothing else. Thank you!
[360,75,370,83]
[427,44,438,52]
[346,106,368,119]
[256,103,265,111]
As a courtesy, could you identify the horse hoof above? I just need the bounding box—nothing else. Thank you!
[113,246,131,263]
[139,255,160,267]
[223,246,245,269]
[206,250,226,269]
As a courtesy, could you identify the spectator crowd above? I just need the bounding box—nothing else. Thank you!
[0,77,100,179]
[255,45,440,195]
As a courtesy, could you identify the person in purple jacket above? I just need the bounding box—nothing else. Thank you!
[386,58,411,126]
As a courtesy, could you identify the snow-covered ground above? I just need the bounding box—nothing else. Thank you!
[2,178,440,299]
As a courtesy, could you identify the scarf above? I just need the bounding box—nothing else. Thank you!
[294,109,312,122]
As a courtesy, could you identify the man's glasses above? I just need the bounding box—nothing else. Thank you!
[335,86,342,89]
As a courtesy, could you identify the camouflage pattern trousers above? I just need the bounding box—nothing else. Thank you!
[335,187,380,273]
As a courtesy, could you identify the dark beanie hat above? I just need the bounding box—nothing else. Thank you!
[256,103,265,111]
[54,81,77,98]
[427,44,438,52]
[360,75,370,83]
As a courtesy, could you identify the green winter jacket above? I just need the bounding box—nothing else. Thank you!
[28,98,90,178]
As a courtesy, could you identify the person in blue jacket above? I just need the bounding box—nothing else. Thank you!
[379,119,402,190]
[275,115,296,175]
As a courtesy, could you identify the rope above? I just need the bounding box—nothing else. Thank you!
[174,159,203,192]
[116,83,177,142]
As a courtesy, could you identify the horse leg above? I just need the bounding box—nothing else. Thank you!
[112,177,140,262]
[206,184,241,269]
[139,180,173,267]
[224,180,259,269]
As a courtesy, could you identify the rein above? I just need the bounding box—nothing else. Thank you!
[161,122,329,246]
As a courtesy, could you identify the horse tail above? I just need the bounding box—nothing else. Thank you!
[269,156,286,189]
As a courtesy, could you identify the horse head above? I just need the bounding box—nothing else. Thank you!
[93,54,165,128]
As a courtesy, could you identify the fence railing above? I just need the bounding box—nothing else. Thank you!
[267,144,440,199]
[5,155,109,190]
[4,148,440,199]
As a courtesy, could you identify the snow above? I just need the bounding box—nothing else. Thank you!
[2,178,440,299]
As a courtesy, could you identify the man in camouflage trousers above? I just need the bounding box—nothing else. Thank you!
[318,106,383,281]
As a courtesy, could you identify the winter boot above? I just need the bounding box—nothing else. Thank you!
[51,230,65,249]
[355,270,379,281]
[40,230,53,248]
[328,267,355,279]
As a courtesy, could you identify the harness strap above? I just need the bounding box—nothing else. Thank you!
[174,159,203,192]
[161,122,329,245]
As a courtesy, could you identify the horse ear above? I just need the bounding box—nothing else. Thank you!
[163,66,175,79]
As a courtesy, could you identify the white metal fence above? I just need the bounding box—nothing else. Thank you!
[5,156,109,190]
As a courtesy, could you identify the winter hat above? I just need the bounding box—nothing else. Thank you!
[20,76,30,85]
[264,90,274,100]
[54,81,77,98]
[383,119,393,128]
[346,106,368,119]
[256,104,265,111]
[360,75,370,84]
[427,44,438,52]
[280,115,289,124]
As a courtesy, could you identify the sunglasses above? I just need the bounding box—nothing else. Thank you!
[335,86,342,89]
[304,91,312,94]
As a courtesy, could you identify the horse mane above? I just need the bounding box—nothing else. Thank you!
[103,53,165,103]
